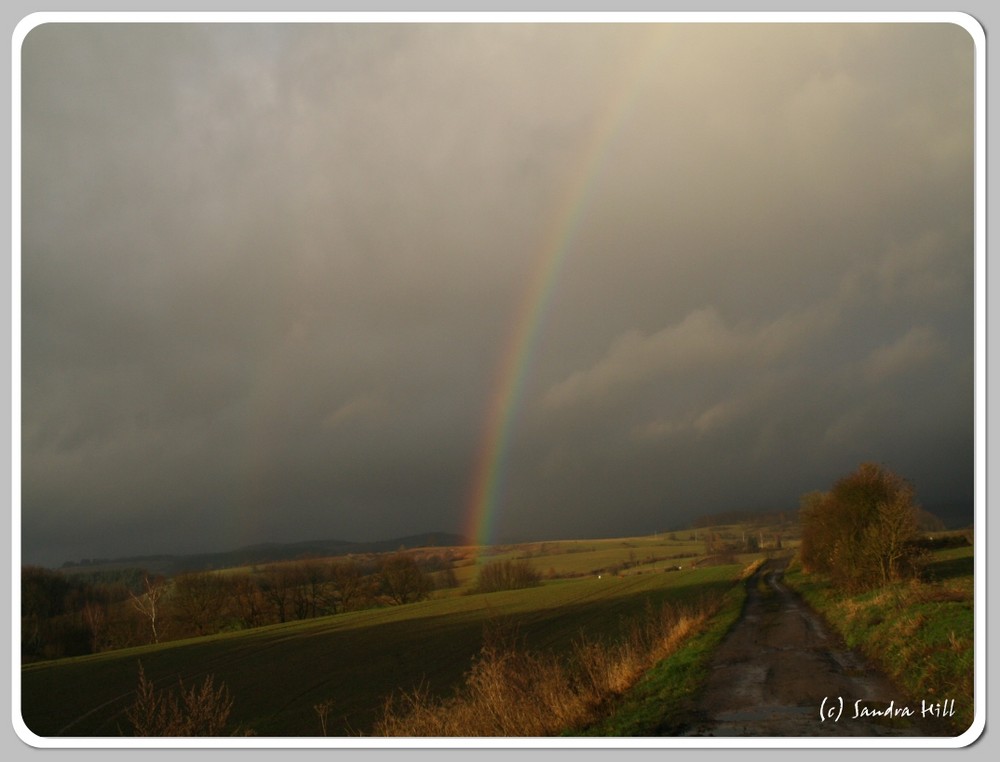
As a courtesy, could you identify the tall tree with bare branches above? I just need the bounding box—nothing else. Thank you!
[129,575,167,644]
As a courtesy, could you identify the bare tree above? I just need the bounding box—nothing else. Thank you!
[864,492,921,586]
[300,559,331,618]
[231,572,267,628]
[82,599,108,653]
[170,571,228,636]
[331,559,373,612]
[378,553,431,605]
[262,564,292,623]
[129,576,167,644]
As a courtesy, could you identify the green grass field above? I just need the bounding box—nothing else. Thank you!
[21,557,743,738]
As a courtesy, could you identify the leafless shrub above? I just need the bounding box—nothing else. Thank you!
[124,662,248,736]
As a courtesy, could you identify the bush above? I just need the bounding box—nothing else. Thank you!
[799,462,923,591]
[471,559,541,594]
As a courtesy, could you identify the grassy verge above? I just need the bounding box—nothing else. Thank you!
[375,595,722,736]
[574,574,749,736]
[782,546,974,735]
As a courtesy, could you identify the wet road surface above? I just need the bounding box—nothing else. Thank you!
[679,559,941,737]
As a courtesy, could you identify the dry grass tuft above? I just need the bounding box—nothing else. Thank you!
[123,662,250,736]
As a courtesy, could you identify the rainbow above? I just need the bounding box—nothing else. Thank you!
[462,28,668,554]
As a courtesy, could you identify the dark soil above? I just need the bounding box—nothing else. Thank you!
[676,558,948,737]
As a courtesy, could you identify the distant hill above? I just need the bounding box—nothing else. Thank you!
[57,531,469,576]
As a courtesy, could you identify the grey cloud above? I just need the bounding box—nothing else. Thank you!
[863,327,948,383]
[540,295,845,414]
[542,308,744,410]
[19,22,976,566]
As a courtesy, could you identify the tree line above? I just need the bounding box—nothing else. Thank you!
[22,551,458,661]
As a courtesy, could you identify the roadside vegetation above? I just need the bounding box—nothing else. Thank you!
[784,543,974,735]
[579,582,748,735]
[374,592,725,736]
[799,462,929,591]
[789,462,974,735]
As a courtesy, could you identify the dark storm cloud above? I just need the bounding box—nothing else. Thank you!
[19,21,976,566]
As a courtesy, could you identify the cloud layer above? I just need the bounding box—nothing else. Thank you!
[19,21,976,565]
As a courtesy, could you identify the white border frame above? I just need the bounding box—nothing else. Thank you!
[9,9,987,751]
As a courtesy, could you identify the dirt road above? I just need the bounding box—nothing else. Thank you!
[678,559,943,737]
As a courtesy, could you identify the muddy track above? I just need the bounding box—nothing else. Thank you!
[676,558,945,737]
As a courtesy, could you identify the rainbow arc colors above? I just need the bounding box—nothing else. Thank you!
[462,29,668,554]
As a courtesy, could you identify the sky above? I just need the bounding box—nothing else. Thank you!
[18,20,977,568]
